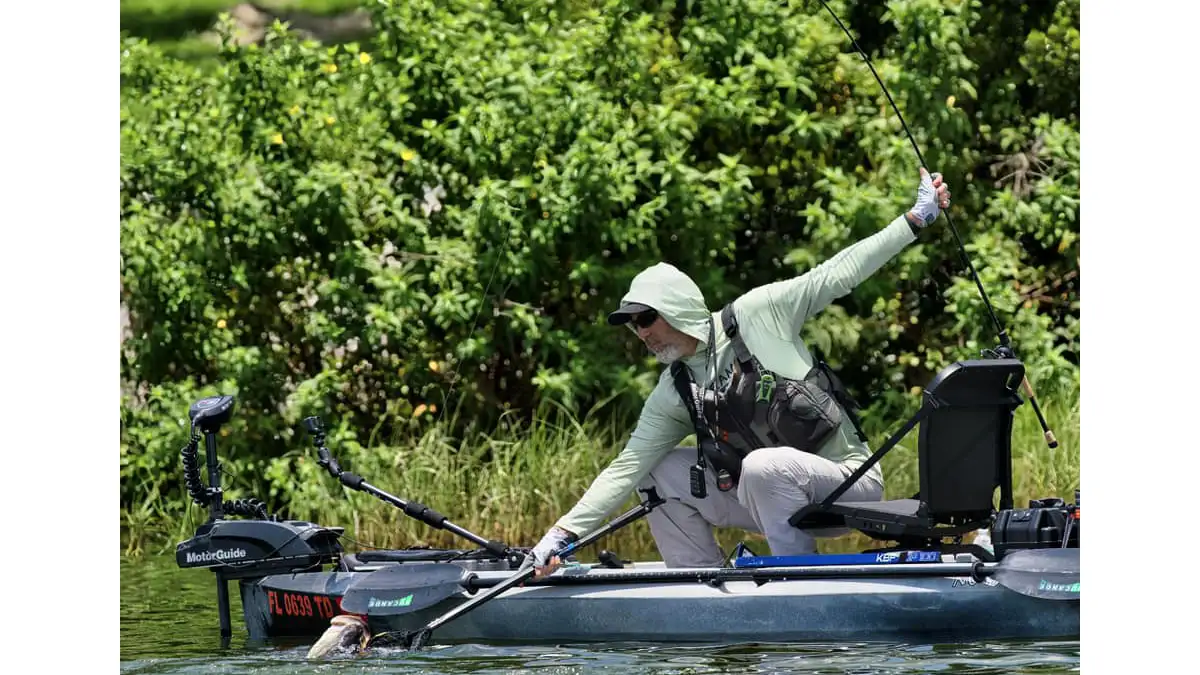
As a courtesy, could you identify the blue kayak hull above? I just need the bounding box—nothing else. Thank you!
[240,561,1079,644]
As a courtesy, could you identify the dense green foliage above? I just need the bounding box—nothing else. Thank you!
[120,0,1080,546]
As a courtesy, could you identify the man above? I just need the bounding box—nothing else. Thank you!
[531,169,951,575]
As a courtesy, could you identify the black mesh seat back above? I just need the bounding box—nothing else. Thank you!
[918,360,1024,523]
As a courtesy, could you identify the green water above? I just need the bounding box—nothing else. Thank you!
[121,554,1080,674]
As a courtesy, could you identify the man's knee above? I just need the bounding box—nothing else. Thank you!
[740,447,811,486]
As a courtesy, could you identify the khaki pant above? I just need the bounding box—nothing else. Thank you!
[636,446,884,567]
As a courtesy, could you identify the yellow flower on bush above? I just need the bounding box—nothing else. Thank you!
[359,52,371,65]
[321,63,338,74]
[288,105,301,117]
[428,360,440,373]
[401,148,416,161]
[946,95,957,108]
[412,404,428,418]
[217,319,227,329]
[325,116,336,126]
[270,133,284,145]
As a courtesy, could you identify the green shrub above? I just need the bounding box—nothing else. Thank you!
[121,0,1080,541]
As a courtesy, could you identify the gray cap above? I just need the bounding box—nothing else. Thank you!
[606,302,654,326]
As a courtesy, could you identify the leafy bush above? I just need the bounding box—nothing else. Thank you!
[120,0,1079,534]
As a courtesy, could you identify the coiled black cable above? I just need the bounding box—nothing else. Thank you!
[180,422,277,520]
[224,498,272,520]
[180,423,211,507]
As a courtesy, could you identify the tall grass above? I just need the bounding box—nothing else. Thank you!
[124,387,1080,561]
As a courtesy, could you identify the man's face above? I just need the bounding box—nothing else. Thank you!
[627,309,693,364]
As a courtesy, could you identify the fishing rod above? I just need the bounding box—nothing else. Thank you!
[815,0,1058,449]
[302,415,519,563]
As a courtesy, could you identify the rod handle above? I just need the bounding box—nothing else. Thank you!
[1020,376,1060,449]
[1020,376,1036,400]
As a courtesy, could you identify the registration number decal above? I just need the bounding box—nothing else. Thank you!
[267,590,342,618]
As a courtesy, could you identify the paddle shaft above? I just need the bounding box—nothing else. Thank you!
[460,562,995,589]
[449,550,1076,601]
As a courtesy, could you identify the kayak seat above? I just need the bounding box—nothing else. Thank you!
[790,359,1024,556]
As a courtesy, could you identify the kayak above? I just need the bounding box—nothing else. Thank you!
[235,548,1079,645]
[174,392,1079,650]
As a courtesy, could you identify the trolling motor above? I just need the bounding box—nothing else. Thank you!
[175,395,345,640]
[302,415,520,566]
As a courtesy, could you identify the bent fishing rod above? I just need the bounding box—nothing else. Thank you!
[302,415,519,562]
[815,0,1058,448]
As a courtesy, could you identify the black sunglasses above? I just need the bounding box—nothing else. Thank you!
[630,309,659,329]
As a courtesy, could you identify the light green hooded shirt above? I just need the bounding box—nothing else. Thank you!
[555,214,917,535]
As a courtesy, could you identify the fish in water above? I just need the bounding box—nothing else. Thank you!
[306,615,370,659]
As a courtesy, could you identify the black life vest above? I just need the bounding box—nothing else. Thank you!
[671,303,867,490]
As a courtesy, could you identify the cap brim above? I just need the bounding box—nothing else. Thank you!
[607,302,654,326]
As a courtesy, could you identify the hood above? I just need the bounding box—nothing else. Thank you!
[619,263,712,345]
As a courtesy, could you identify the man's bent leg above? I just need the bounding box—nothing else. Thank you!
[736,448,883,556]
[637,447,760,568]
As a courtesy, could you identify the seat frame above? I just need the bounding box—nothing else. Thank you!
[788,358,1026,562]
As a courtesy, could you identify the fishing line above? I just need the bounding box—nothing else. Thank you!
[812,0,1058,448]
[814,0,1005,341]
[431,202,518,431]
[430,122,551,432]
[338,532,385,552]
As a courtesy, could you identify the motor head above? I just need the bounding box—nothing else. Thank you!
[189,395,235,433]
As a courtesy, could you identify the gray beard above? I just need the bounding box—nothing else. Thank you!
[653,343,686,365]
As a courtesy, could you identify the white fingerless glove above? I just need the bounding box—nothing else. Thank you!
[908,167,943,228]
[530,526,575,569]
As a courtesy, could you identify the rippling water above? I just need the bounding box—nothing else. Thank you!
[121,555,1080,674]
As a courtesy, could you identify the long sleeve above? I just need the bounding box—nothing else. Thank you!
[743,214,917,337]
[554,375,691,535]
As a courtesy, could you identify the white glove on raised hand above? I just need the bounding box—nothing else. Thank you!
[907,167,951,228]
[529,526,575,578]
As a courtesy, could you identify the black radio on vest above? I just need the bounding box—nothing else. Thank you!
[671,303,868,496]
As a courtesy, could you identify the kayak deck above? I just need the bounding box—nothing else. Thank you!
[240,560,1080,644]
